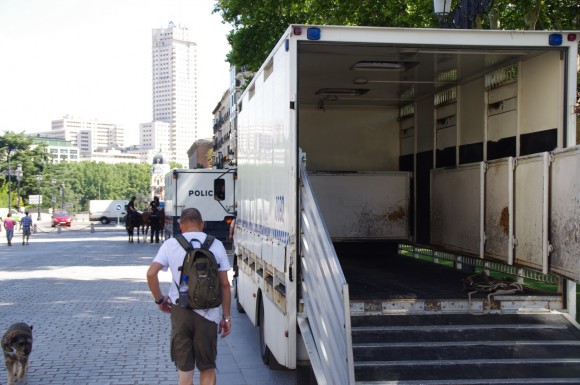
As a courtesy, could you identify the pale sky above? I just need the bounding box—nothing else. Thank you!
[0,0,232,145]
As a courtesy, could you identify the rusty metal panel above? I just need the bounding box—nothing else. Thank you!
[431,163,485,257]
[308,172,410,240]
[485,158,514,264]
[514,153,549,273]
[549,146,580,282]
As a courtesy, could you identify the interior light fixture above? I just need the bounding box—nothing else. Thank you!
[315,88,369,96]
[351,61,418,71]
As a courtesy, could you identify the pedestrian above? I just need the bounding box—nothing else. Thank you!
[20,211,33,245]
[149,205,160,243]
[3,213,16,246]
[146,207,231,385]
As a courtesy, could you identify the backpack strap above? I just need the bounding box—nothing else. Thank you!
[175,234,194,253]
[201,235,215,250]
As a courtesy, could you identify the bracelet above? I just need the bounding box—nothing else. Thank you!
[222,315,231,322]
[154,296,164,305]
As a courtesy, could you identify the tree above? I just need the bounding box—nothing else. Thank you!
[1,131,153,211]
[0,131,50,208]
[214,0,579,71]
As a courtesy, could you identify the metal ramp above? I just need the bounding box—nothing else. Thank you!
[352,312,580,384]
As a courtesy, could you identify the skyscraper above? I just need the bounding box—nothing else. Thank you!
[151,22,198,166]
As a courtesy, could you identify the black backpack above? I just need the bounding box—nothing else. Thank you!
[175,234,221,309]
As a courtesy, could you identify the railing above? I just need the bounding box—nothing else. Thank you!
[298,154,355,385]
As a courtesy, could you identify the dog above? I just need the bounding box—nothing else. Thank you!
[2,323,33,385]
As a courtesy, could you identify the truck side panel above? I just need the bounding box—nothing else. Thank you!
[236,30,298,368]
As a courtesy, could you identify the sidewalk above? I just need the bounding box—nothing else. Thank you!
[0,226,296,385]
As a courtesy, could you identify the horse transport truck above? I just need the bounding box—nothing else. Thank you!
[164,168,236,247]
[231,25,580,384]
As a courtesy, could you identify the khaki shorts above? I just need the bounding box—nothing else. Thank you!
[170,306,218,372]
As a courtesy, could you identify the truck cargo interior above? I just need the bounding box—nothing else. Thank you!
[297,39,575,308]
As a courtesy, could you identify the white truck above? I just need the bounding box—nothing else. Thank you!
[232,25,580,384]
[164,168,236,247]
[89,200,128,224]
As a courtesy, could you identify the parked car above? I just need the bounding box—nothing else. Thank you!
[52,211,72,227]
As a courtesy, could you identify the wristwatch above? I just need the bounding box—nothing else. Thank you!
[154,296,164,305]
[222,315,232,322]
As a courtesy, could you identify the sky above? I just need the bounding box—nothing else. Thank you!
[0,0,232,145]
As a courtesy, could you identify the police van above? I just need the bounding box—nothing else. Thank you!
[164,168,236,247]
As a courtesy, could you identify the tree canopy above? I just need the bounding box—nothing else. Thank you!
[1,132,152,212]
[213,0,580,71]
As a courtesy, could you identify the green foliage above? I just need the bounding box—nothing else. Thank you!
[214,0,579,71]
[170,161,184,169]
[1,131,152,211]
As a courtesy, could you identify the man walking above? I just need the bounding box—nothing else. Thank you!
[20,211,33,245]
[146,207,231,385]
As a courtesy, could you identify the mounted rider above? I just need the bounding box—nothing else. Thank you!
[126,195,139,226]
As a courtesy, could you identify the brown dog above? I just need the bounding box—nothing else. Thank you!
[2,323,33,385]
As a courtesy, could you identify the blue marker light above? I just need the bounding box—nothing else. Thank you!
[548,34,563,46]
[307,27,321,41]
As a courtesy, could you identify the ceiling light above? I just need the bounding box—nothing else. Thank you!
[351,61,418,71]
[315,88,369,96]
[353,77,368,84]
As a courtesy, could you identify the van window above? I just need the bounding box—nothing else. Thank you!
[214,178,226,201]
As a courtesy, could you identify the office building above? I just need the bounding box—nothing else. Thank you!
[36,115,125,154]
[151,22,198,166]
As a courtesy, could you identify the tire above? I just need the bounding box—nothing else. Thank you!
[100,217,110,225]
[259,299,271,365]
[235,278,245,314]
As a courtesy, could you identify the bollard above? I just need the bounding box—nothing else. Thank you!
[57,224,62,233]
[33,224,38,233]
[90,223,95,233]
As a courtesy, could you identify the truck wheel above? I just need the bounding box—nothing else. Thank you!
[259,299,271,365]
[100,217,110,225]
[235,278,245,314]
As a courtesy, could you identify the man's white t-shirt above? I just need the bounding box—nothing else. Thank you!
[153,232,231,324]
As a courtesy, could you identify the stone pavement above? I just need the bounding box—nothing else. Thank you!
[0,222,296,385]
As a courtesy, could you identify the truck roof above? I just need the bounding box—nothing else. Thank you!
[246,25,578,111]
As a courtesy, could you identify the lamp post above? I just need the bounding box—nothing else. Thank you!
[16,163,22,211]
[6,147,12,211]
[36,174,42,220]
[51,179,56,215]
[61,182,65,211]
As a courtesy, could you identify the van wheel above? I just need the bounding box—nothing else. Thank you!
[259,299,271,365]
[100,217,110,225]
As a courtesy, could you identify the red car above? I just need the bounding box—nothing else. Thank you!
[52,211,72,227]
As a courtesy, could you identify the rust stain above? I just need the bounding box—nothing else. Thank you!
[499,207,509,236]
[386,206,406,221]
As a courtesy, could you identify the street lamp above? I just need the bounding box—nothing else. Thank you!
[36,174,42,220]
[6,147,13,211]
[433,0,494,29]
[61,182,65,211]
[51,179,56,215]
[16,163,22,211]
[433,0,452,26]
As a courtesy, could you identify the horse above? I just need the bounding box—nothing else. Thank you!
[141,208,165,243]
[126,211,142,243]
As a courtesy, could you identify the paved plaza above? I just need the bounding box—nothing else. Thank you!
[0,219,296,385]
